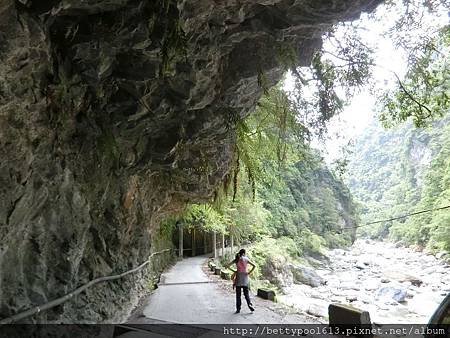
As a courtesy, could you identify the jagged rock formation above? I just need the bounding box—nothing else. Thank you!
[0,0,381,322]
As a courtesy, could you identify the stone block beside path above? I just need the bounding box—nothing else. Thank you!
[257,288,276,301]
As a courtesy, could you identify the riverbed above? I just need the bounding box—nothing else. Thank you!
[279,239,450,323]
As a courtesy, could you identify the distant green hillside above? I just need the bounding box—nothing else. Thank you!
[258,153,357,251]
[347,115,450,252]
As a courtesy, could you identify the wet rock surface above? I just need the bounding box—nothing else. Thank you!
[280,240,449,323]
[0,0,381,322]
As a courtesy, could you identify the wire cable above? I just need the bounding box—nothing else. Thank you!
[342,204,450,231]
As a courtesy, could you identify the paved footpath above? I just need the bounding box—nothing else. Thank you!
[128,255,319,325]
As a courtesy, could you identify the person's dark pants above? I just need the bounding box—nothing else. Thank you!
[236,286,252,311]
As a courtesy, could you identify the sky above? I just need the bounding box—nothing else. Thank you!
[283,0,449,163]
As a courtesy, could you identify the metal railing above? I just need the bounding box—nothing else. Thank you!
[0,248,172,324]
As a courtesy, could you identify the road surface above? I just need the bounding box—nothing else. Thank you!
[128,255,317,324]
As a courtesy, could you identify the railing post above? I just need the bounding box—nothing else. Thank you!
[203,231,207,254]
[192,228,196,257]
[213,231,217,258]
[231,235,234,256]
[179,223,183,258]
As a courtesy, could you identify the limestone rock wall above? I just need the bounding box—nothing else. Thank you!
[0,0,381,322]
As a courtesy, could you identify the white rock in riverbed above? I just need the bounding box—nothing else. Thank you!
[339,281,360,291]
[408,292,446,317]
[305,299,329,318]
[383,270,422,286]
[363,279,380,291]
[375,286,407,303]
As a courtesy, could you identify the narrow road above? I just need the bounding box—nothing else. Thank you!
[129,255,317,324]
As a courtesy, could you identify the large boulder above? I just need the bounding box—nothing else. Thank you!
[263,256,293,289]
[290,264,325,288]
[383,271,423,287]
[375,286,407,303]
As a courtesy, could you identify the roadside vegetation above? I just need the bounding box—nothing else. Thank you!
[162,0,450,289]
[348,27,450,252]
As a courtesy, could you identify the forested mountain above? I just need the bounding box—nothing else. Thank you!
[346,23,450,253]
[347,114,450,252]
[258,154,357,251]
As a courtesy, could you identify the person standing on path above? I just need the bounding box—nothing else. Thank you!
[226,249,256,313]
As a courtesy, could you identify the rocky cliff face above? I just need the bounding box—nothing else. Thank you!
[0,0,381,322]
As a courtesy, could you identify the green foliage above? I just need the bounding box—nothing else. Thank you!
[349,26,450,250]
[394,120,450,251]
[165,87,357,267]
[348,113,450,252]
[225,200,271,243]
[236,88,357,252]
[97,128,120,169]
[257,153,357,248]
[379,27,450,127]
[285,21,375,137]
[181,204,228,233]
[247,236,301,280]
[159,218,177,241]
[149,0,187,77]
[275,42,298,72]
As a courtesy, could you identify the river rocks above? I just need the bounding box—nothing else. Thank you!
[362,279,379,291]
[306,299,329,318]
[346,296,358,302]
[355,262,365,270]
[333,249,347,256]
[358,294,373,304]
[359,254,373,266]
[408,292,446,317]
[375,286,407,303]
[290,264,325,288]
[278,289,329,319]
[405,290,415,298]
[383,271,423,287]
[316,269,332,278]
[281,240,449,324]
[306,255,329,268]
[435,252,448,260]
[339,281,360,291]
[264,256,293,290]
[410,245,424,252]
